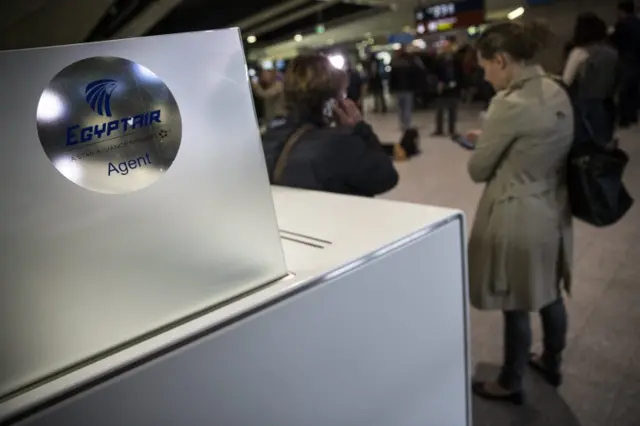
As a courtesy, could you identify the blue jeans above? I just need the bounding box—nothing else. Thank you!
[396,91,413,130]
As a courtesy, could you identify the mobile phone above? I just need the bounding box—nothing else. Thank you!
[454,135,475,150]
[323,98,337,121]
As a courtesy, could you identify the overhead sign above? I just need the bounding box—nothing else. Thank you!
[36,56,182,194]
[388,32,415,45]
[415,0,485,34]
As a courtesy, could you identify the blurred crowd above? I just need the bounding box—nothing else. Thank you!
[252,1,640,150]
[248,0,639,410]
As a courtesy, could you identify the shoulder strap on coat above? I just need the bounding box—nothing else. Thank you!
[273,124,314,183]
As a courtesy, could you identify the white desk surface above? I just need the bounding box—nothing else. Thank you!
[273,187,461,275]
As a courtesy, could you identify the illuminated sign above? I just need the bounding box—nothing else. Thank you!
[36,56,182,194]
[415,0,485,34]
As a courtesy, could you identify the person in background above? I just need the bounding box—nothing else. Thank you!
[261,54,398,196]
[346,61,367,111]
[369,59,387,113]
[611,0,640,127]
[563,40,575,62]
[389,45,424,131]
[422,49,441,105]
[336,68,349,101]
[412,53,430,110]
[459,45,477,104]
[433,38,463,138]
[465,20,574,404]
[253,69,287,124]
[564,12,618,146]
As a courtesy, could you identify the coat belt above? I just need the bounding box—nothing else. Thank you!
[498,178,559,201]
[490,177,559,295]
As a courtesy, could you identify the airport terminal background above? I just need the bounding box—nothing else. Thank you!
[1,0,639,425]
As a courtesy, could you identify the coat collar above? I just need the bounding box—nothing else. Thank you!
[508,64,545,90]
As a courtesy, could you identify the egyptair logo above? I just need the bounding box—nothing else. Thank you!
[85,79,117,117]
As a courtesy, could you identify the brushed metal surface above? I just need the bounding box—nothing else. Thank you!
[9,219,469,426]
[0,29,287,400]
[0,190,464,423]
[37,56,182,194]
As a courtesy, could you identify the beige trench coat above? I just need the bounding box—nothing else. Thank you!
[468,65,574,312]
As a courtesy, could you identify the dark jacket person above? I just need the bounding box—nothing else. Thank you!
[261,54,398,197]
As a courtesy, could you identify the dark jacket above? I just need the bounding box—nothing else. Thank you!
[573,43,619,100]
[612,15,640,64]
[434,52,464,97]
[389,53,424,93]
[262,118,398,197]
[346,69,365,102]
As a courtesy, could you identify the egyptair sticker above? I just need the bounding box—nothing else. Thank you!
[36,56,182,194]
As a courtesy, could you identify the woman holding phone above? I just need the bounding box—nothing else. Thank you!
[464,21,574,404]
[261,54,398,197]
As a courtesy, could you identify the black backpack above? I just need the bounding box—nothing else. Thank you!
[380,128,420,160]
[399,127,420,157]
[549,76,634,226]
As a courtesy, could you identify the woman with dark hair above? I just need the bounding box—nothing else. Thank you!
[464,20,574,404]
[564,12,618,145]
[261,54,398,196]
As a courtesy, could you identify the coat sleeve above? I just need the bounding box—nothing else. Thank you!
[467,94,526,183]
[333,122,399,196]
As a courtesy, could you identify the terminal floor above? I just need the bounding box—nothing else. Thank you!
[368,108,640,426]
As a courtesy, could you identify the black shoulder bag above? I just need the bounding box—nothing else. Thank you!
[548,76,634,226]
[272,124,314,184]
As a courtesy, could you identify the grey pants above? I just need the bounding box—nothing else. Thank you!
[396,91,414,131]
[498,298,568,390]
[435,96,458,135]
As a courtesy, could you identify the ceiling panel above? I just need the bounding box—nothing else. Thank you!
[255,0,617,60]
[254,2,388,44]
[86,0,158,41]
[0,0,50,30]
[147,0,288,35]
[0,0,115,50]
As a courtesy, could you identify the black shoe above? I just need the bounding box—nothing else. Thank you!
[431,131,444,137]
[528,353,562,387]
[472,381,525,405]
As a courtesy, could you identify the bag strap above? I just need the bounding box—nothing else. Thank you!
[544,74,597,141]
[273,124,314,183]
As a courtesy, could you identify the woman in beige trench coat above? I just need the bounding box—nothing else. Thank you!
[465,21,574,405]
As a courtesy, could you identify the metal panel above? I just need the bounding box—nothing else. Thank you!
[0,29,286,401]
[13,219,469,426]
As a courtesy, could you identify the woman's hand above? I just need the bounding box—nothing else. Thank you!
[465,129,482,144]
[334,99,362,128]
